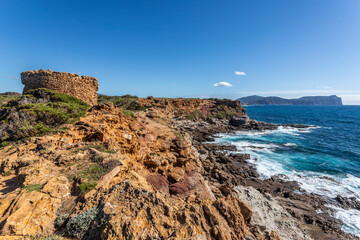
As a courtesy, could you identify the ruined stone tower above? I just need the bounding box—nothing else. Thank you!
[21,69,98,105]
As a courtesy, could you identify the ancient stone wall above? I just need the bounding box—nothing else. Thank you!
[21,69,98,105]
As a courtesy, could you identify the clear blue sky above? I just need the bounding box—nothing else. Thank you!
[1,0,360,104]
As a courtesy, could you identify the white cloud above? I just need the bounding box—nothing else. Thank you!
[213,82,232,87]
[6,76,18,80]
[235,71,246,76]
[338,94,360,105]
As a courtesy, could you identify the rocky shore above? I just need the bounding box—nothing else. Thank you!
[0,87,359,239]
[174,117,360,240]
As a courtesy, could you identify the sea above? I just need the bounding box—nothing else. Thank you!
[215,105,360,237]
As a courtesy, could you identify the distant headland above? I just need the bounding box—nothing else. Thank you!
[238,95,343,106]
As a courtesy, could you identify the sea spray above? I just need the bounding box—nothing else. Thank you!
[216,105,360,236]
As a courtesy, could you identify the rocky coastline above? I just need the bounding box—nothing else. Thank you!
[0,78,359,239]
[174,116,360,240]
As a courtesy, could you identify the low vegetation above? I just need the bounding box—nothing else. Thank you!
[185,110,205,120]
[210,103,241,119]
[73,144,116,154]
[4,170,11,176]
[122,109,134,118]
[29,234,65,240]
[0,141,9,148]
[65,207,98,238]
[0,93,21,106]
[98,94,147,111]
[0,88,89,142]
[24,184,43,192]
[67,163,109,195]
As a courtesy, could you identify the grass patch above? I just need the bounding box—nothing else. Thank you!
[24,184,43,192]
[4,170,11,176]
[0,88,89,141]
[210,104,240,119]
[73,144,116,154]
[185,110,205,120]
[0,94,20,106]
[69,163,110,194]
[122,109,134,118]
[5,145,15,153]
[78,164,107,182]
[0,141,9,148]
[98,94,147,111]
[40,149,49,154]
[79,182,97,194]
[29,235,65,240]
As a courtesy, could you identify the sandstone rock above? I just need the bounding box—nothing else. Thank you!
[235,185,312,240]
[96,166,121,190]
[0,93,312,240]
[41,176,71,199]
[0,191,61,235]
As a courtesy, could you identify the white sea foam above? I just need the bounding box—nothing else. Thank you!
[316,209,323,214]
[229,125,319,136]
[251,156,360,237]
[284,143,297,147]
[215,126,360,237]
[328,205,360,237]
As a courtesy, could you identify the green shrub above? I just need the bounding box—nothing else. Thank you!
[73,144,115,154]
[4,170,11,176]
[34,123,52,135]
[97,94,147,111]
[24,184,43,192]
[0,88,90,141]
[29,234,64,240]
[185,110,205,120]
[79,182,97,194]
[55,214,70,227]
[79,164,107,182]
[66,207,98,238]
[122,109,134,118]
[0,141,9,148]
[76,164,109,194]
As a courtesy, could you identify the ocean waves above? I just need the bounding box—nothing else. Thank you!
[215,125,360,236]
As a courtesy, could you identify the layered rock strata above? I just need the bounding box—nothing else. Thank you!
[0,101,279,239]
[0,90,357,240]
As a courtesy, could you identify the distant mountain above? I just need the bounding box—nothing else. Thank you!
[238,95,343,106]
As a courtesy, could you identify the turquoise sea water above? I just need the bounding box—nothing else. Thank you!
[215,105,360,236]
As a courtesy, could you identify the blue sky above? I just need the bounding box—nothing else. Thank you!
[1,0,360,104]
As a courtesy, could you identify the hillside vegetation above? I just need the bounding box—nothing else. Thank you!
[0,88,89,144]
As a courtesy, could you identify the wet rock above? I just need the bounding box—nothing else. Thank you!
[229,116,250,126]
[335,195,360,210]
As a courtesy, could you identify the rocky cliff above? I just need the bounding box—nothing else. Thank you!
[238,95,343,106]
[0,71,356,239]
[0,91,283,239]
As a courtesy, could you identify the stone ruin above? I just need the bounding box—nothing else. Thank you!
[21,69,98,105]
